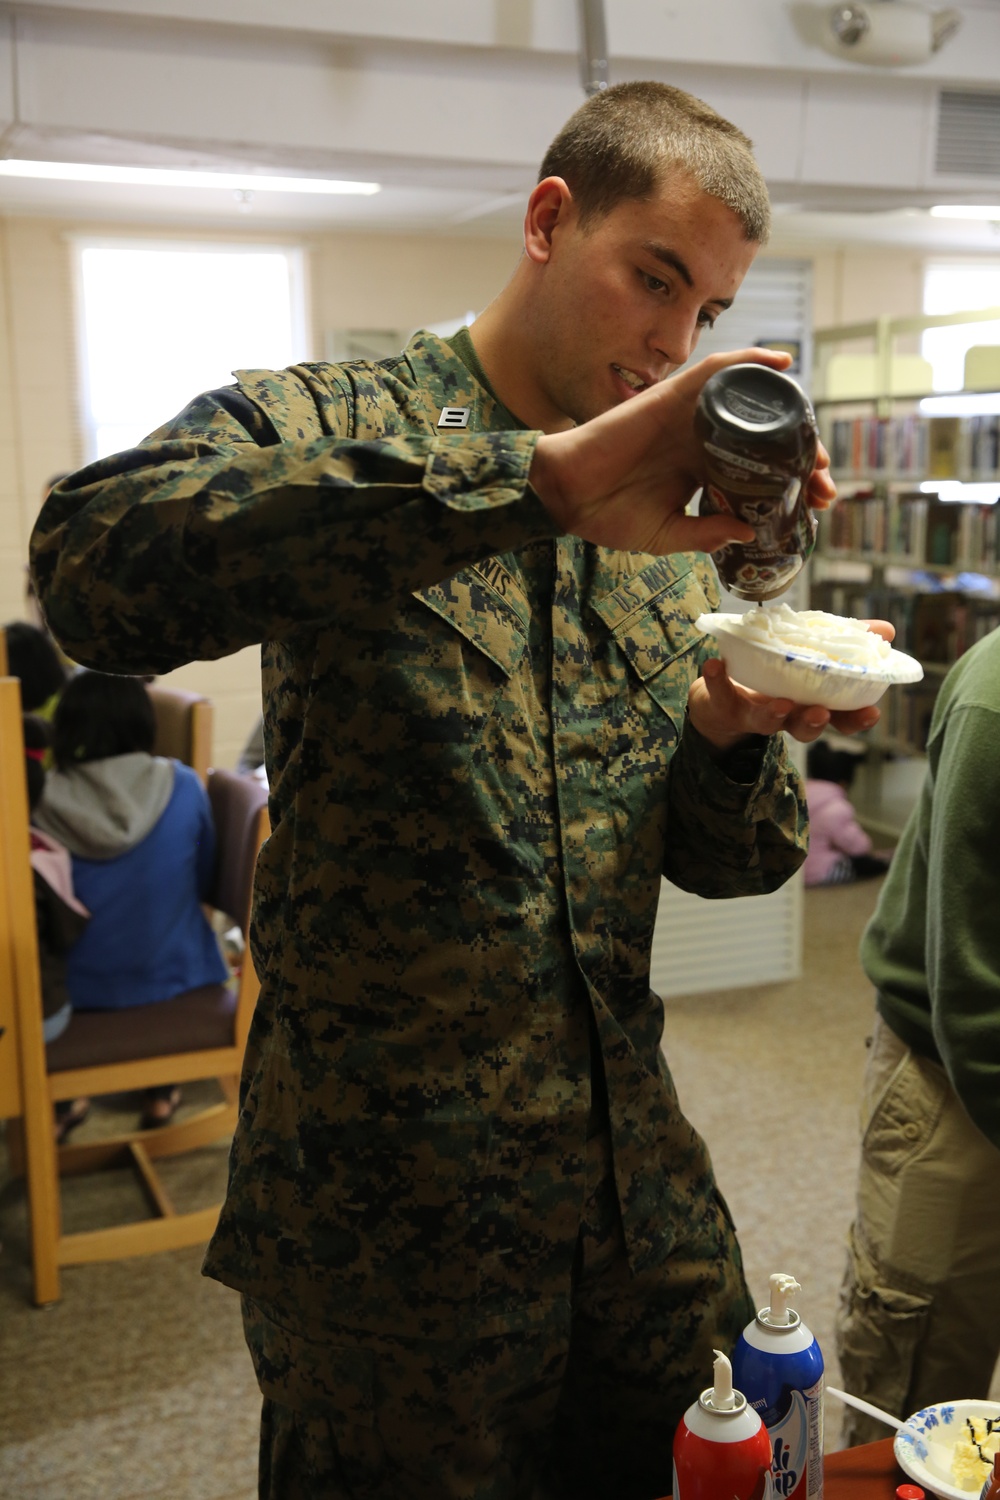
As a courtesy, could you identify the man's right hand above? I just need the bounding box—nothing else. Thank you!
[527,346,835,556]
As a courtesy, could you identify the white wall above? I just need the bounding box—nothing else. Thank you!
[0,217,525,767]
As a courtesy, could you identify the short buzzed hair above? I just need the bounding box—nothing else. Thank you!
[538,80,771,244]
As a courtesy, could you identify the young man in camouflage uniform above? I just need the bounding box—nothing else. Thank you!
[32,83,884,1500]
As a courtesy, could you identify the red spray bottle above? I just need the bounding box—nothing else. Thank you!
[673,1348,775,1500]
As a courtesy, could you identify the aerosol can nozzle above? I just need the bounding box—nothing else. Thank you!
[767,1271,801,1327]
[711,1348,737,1413]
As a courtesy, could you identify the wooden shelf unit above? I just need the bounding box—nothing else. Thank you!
[809,308,1000,834]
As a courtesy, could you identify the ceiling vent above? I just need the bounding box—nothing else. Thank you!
[935,89,1000,177]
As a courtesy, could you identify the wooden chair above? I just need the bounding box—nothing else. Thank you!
[0,676,269,1305]
[146,683,214,784]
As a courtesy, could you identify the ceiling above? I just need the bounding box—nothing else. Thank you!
[1,0,1000,252]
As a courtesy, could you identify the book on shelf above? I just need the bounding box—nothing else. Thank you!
[818,489,1000,571]
[862,680,937,756]
[810,569,1000,753]
[826,415,929,479]
[820,492,929,563]
[958,504,1000,570]
[824,413,1000,481]
[927,417,961,478]
[910,591,967,663]
[924,500,962,566]
[925,414,1000,480]
[965,414,999,477]
[811,576,1000,661]
[894,495,928,561]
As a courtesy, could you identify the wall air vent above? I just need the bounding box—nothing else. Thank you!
[935,89,1000,177]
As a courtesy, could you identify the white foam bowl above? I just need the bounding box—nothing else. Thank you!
[894,1399,1000,1499]
[696,611,924,711]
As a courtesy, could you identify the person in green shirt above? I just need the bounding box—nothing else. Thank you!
[836,626,1000,1444]
[33,81,887,1500]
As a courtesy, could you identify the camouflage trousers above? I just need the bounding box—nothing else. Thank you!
[244,1126,752,1500]
[835,1014,1000,1446]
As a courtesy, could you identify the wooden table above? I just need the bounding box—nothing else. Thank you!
[825,1438,904,1497]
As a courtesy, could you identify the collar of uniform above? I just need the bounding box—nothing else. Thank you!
[405,329,526,437]
[444,327,527,433]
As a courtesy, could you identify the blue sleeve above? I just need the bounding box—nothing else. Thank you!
[175,763,217,897]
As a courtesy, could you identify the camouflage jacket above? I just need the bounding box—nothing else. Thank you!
[30,331,807,1337]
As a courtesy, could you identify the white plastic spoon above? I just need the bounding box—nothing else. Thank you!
[825,1385,905,1433]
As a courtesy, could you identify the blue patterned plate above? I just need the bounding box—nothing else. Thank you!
[894,1400,1000,1499]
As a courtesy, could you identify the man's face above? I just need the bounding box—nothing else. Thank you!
[526,171,760,429]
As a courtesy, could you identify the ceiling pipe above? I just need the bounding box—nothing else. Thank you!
[578,0,609,95]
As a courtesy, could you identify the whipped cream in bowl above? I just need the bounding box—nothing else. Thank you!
[894,1399,1000,1499]
[696,603,924,710]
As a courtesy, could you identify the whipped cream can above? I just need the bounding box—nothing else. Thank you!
[730,1274,825,1500]
[673,1350,775,1500]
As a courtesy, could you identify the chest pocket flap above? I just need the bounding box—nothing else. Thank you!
[592,554,716,682]
[415,565,528,677]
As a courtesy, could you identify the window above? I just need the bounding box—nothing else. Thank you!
[74,240,308,459]
[922,261,1000,392]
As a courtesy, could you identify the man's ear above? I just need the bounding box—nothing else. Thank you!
[523,176,575,266]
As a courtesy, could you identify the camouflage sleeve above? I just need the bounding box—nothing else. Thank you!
[28,386,554,676]
[664,718,808,897]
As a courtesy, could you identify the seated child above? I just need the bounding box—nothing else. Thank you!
[32,671,229,1128]
[804,739,891,887]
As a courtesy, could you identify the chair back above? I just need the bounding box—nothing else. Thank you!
[207,768,269,933]
[146,684,213,783]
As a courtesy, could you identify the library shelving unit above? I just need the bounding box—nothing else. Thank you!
[809,307,1000,837]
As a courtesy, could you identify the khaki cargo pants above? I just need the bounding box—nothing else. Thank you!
[835,1013,1000,1445]
[243,1127,753,1500]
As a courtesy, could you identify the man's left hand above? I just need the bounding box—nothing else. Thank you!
[688,619,894,754]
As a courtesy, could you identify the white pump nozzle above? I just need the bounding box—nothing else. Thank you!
[768,1272,801,1326]
[712,1348,736,1411]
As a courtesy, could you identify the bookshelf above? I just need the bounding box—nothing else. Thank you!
[810,307,1000,835]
